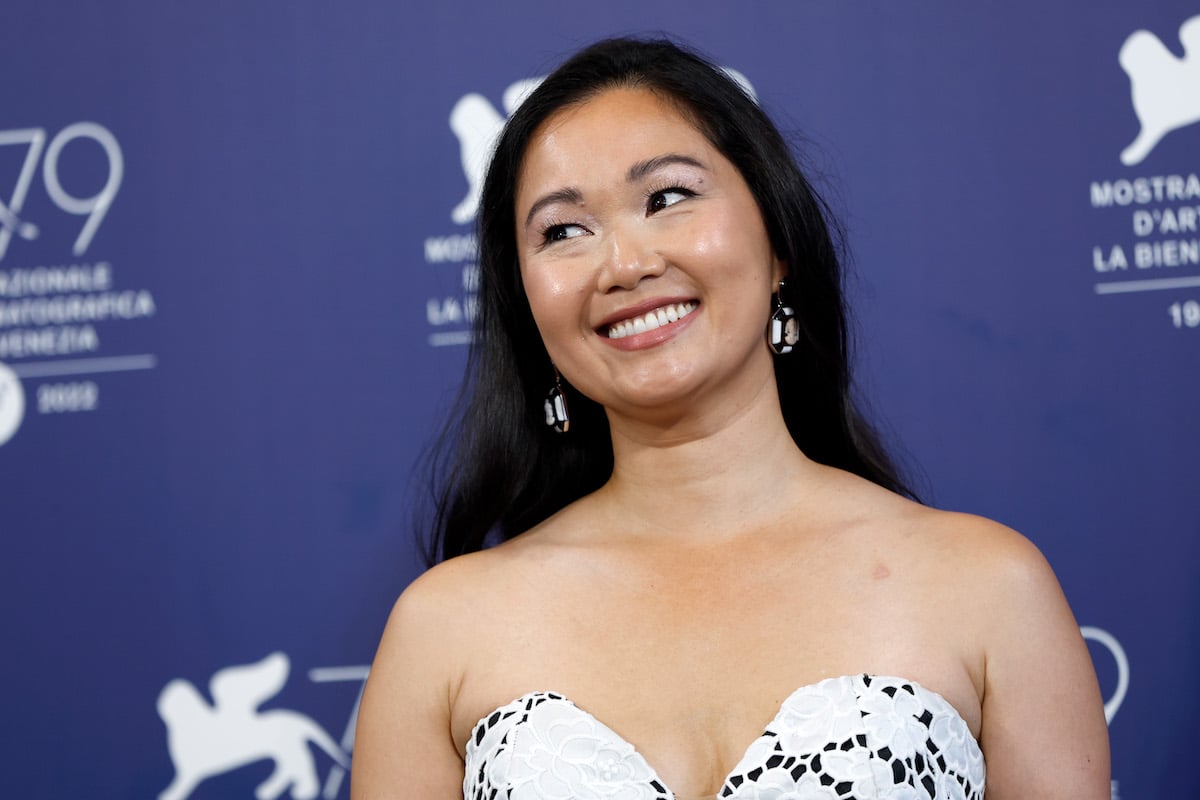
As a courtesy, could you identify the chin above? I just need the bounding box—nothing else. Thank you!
[609,373,705,416]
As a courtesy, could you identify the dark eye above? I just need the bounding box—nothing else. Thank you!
[648,188,692,214]
[543,223,588,243]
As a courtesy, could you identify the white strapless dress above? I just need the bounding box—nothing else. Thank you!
[464,674,985,799]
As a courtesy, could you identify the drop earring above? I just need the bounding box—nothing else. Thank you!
[767,278,798,355]
[543,370,570,433]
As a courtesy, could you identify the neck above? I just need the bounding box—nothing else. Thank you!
[596,373,820,543]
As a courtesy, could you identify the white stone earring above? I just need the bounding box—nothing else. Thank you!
[767,278,798,355]
[543,370,570,433]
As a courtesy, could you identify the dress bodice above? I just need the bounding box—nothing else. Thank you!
[464,673,984,799]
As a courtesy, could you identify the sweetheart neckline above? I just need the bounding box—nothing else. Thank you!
[465,673,982,799]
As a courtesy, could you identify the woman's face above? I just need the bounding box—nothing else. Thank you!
[514,87,784,418]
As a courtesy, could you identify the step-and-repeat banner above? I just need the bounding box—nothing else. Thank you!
[2,2,1195,797]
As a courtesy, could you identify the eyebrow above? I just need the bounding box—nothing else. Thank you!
[626,153,707,183]
[523,187,583,230]
[522,153,708,230]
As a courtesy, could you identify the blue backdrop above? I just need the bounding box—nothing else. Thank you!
[2,2,1196,798]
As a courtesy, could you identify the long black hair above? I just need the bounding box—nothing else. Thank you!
[424,37,914,564]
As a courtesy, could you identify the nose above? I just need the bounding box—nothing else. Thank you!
[596,222,666,293]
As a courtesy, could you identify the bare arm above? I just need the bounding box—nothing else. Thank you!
[351,570,466,799]
[976,527,1110,799]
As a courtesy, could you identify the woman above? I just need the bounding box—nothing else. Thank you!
[353,38,1110,799]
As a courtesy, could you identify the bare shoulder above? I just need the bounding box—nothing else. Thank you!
[816,466,1059,581]
[910,503,1054,583]
[882,502,1110,798]
[394,546,516,619]
[350,549,518,799]
[375,543,532,672]
[830,472,1052,585]
[842,483,1110,796]
[856,488,1080,656]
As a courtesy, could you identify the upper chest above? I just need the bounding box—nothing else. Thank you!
[451,535,985,771]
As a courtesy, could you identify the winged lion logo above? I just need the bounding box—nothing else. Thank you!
[157,652,347,800]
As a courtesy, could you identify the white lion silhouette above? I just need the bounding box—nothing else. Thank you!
[449,77,543,225]
[1119,14,1200,166]
[157,652,347,800]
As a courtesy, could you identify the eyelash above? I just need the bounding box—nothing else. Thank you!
[540,218,581,245]
[537,183,698,245]
[645,183,697,213]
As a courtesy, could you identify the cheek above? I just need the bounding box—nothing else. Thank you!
[682,210,773,292]
[526,268,573,300]
[520,261,590,339]
[686,203,763,261]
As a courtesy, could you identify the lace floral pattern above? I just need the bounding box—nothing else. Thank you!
[465,692,671,800]
[464,675,985,800]
[719,676,984,799]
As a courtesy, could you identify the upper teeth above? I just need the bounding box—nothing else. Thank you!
[607,301,698,339]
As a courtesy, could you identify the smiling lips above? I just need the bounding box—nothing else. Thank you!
[605,301,699,340]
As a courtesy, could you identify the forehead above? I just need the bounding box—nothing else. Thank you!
[515,88,715,199]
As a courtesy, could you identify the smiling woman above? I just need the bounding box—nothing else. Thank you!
[516,88,784,417]
[351,38,1110,800]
